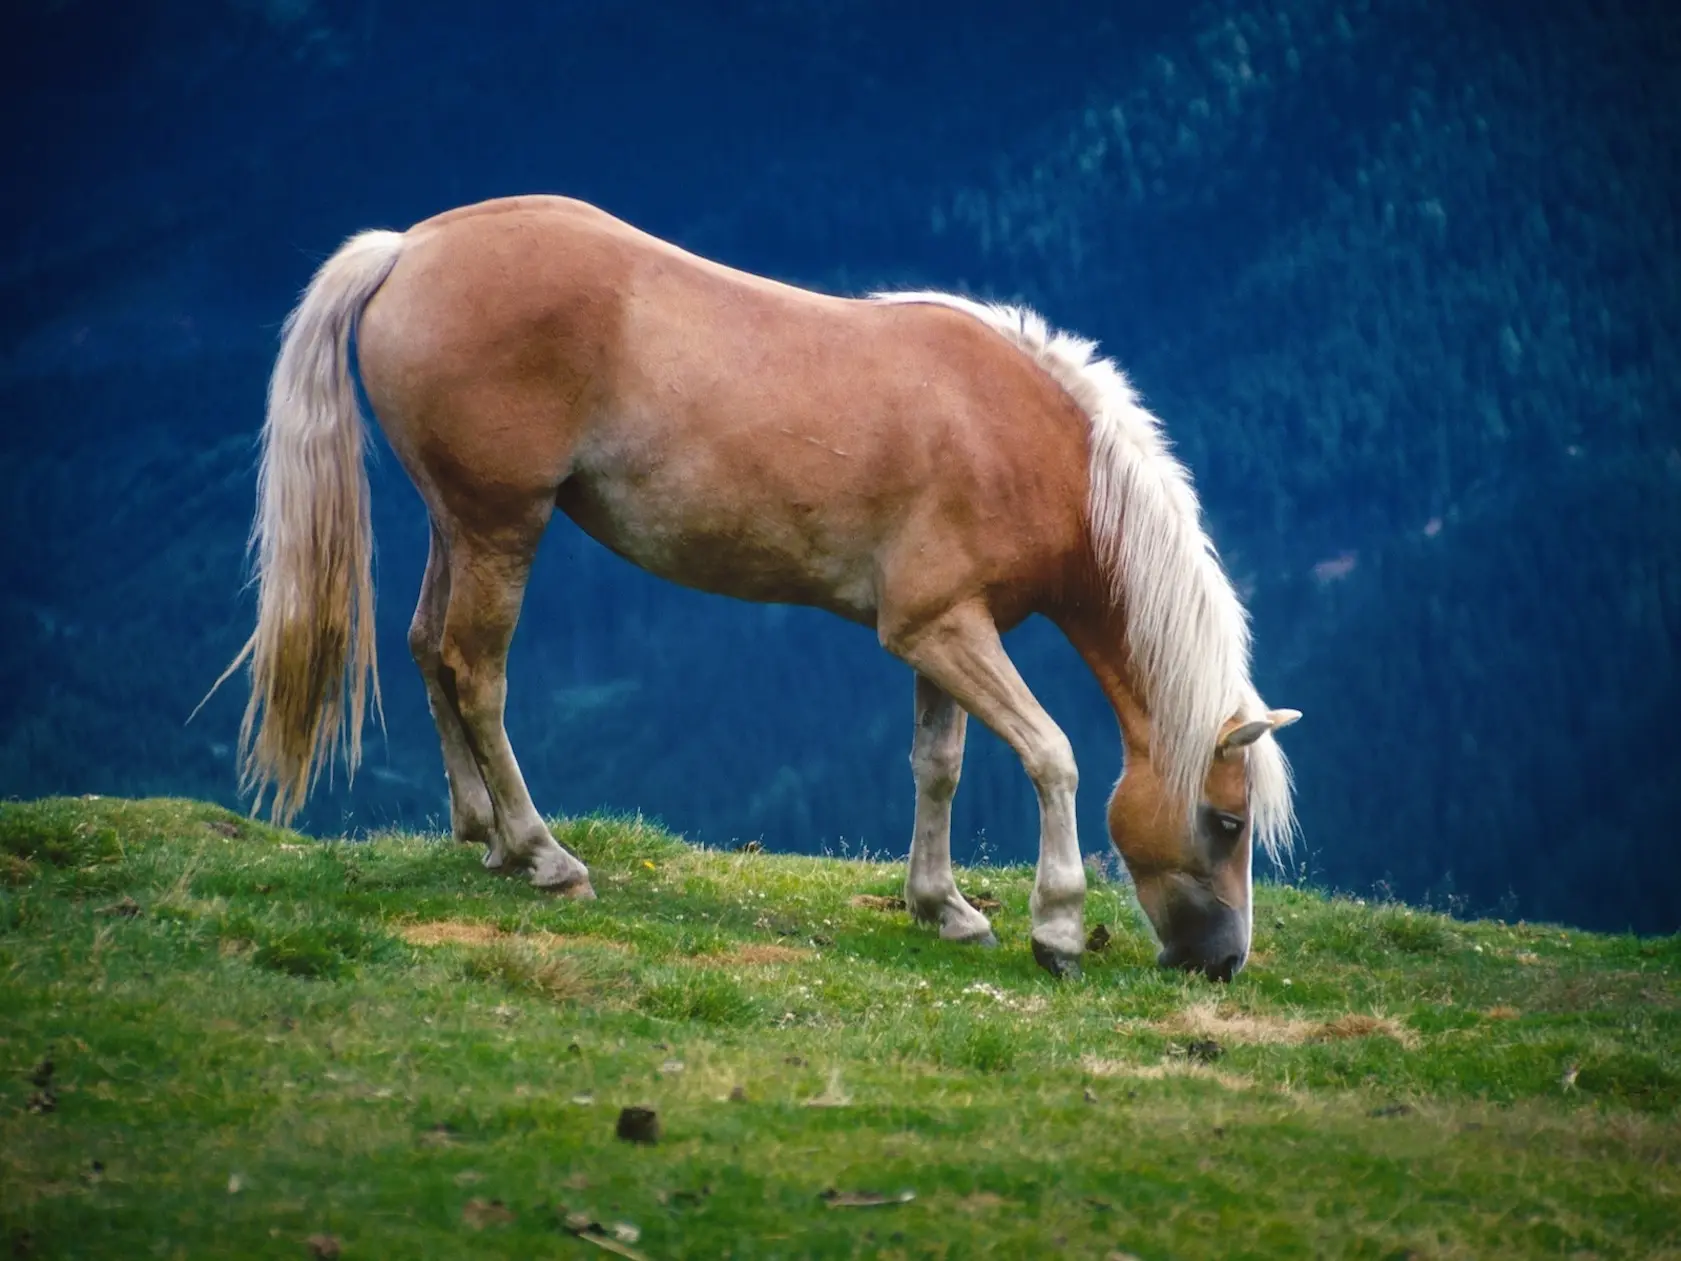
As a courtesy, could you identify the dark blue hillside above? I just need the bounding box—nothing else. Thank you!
[4,0,1677,932]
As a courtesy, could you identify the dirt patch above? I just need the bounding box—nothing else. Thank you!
[1154,1000,1417,1048]
[695,943,813,966]
[400,921,628,953]
[850,895,905,912]
[1081,1054,1255,1091]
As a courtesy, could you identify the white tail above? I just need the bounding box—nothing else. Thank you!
[215,229,406,823]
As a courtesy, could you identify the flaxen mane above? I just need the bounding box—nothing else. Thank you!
[872,291,1295,858]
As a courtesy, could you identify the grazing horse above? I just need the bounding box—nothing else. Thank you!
[224,194,1299,980]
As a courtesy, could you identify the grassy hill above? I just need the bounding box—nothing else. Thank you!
[1,797,1677,1259]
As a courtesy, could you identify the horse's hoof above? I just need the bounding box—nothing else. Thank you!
[1032,938,1083,980]
[937,918,998,947]
[535,867,596,899]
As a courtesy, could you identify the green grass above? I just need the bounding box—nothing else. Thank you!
[1,797,1678,1259]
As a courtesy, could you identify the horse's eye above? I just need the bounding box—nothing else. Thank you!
[1198,806,1245,844]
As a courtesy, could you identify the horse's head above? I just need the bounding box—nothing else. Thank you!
[1108,708,1300,981]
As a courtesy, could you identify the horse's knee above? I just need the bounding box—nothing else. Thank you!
[408,618,440,673]
[1025,732,1078,798]
[910,740,962,800]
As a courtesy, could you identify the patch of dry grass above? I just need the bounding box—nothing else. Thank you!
[693,943,813,966]
[1154,999,1418,1048]
[1080,1054,1257,1091]
[849,894,905,912]
[456,940,603,1003]
[402,920,504,947]
[400,919,629,953]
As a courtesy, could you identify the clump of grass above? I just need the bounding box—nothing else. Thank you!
[0,799,121,869]
[458,940,598,1003]
[2,853,36,886]
[1291,898,1453,961]
[877,1005,1025,1075]
[222,909,398,980]
[1376,906,1452,953]
[554,812,689,869]
[1575,1051,1681,1109]
[253,929,352,979]
[949,1018,1019,1074]
[638,970,761,1026]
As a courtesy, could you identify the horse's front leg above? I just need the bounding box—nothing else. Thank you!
[886,604,1087,979]
[905,673,997,946]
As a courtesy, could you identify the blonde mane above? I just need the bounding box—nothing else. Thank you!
[871,290,1296,859]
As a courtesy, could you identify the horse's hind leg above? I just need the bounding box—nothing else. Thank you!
[436,519,594,897]
[905,674,997,946]
[408,522,501,864]
[884,603,1086,978]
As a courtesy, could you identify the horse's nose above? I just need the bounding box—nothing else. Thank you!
[1156,946,1246,982]
[1206,952,1244,983]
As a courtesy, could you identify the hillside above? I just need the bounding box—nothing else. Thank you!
[1,797,1677,1258]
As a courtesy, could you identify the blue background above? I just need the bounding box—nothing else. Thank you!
[5,0,1678,932]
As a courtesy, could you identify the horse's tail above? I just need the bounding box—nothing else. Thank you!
[214,228,406,824]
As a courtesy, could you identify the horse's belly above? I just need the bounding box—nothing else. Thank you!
[554,469,881,623]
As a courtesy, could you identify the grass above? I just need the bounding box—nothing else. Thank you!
[1,796,1677,1260]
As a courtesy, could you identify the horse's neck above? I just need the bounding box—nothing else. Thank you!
[1059,609,1154,761]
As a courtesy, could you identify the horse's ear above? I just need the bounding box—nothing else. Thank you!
[1218,718,1273,753]
[1267,708,1302,732]
[1219,708,1302,755]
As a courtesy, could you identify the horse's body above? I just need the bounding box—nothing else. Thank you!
[228,194,1299,979]
[376,197,1090,628]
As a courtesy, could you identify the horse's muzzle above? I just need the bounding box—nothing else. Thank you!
[1157,941,1247,982]
[1151,878,1250,982]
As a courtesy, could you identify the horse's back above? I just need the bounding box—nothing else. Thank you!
[357,196,1094,626]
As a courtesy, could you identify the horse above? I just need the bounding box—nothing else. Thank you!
[221,194,1299,981]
